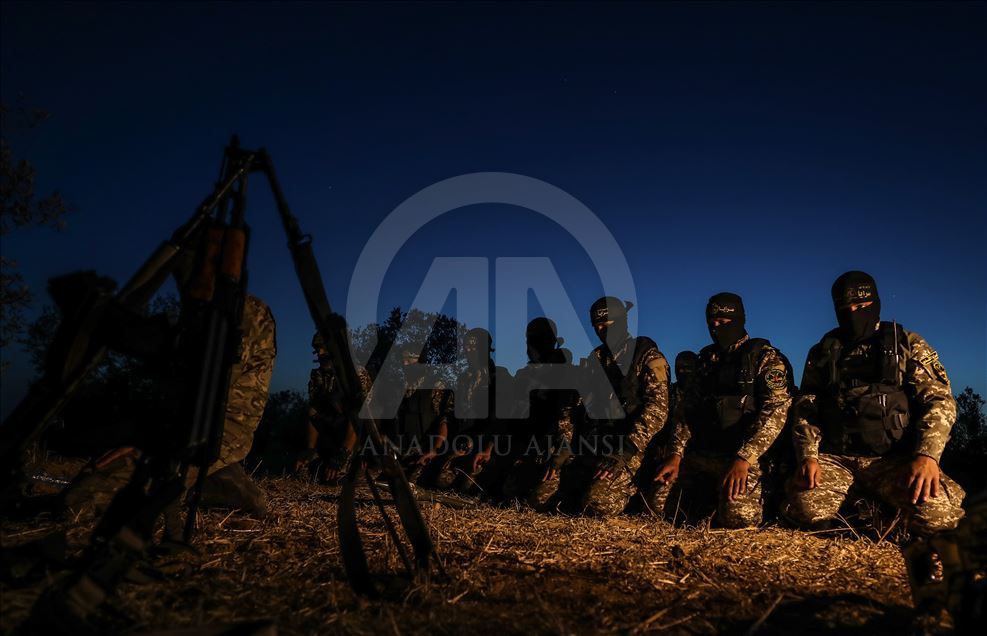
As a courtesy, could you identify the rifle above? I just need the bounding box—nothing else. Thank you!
[2,139,439,630]
[255,147,443,595]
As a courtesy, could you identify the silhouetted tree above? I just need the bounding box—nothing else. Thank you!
[955,387,986,444]
[348,307,469,385]
[20,294,179,379]
[942,386,987,493]
[1,101,70,369]
[18,293,180,456]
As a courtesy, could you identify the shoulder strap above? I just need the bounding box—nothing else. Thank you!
[820,336,843,389]
[878,321,906,386]
[739,338,770,389]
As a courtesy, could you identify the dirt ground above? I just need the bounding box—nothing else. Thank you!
[1,475,921,635]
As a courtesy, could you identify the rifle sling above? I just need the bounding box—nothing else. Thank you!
[337,455,377,596]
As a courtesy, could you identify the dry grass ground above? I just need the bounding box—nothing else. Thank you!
[1,476,917,635]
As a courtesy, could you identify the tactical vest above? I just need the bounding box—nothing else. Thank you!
[309,366,343,427]
[516,353,572,438]
[584,336,657,431]
[687,338,772,454]
[817,322,910,456]
[397,389,439,444]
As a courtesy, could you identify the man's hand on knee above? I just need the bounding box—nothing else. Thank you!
[721,458,750,502]
[796,458,820,490]
[653,454,681,487]
[906,455,942,504]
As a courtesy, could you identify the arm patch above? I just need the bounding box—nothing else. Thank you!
[764,367,788,391]
[647,356,669,384]
[919,352,950,385]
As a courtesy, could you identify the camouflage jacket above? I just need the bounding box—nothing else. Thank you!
[454,361,512,436]
[402,372,455,437]
[309,363,372,431]
[511,350,578,457]
[212,294,277,472]
[578,335,670,461]
[793,324,955,463]
[667,336,793,465]
[308,364,343,427]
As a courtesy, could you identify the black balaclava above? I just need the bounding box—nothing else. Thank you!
[311,331,330,366]
[397,342,426,383]
[706,292,747,351]
[526,317,560,363]
[590,296,633,353]
[674,350,699,385]
[464,328,493,369]
[831,271,881,344]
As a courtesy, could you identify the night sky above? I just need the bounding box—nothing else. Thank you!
[1,1,984,417]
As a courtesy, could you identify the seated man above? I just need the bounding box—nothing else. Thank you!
[60,294,277,522]
[646,293,793,528]
[374,341,454,484]
[781,271,965,536]
[296,331,370,483]
[553,296,669,517]
[434,328,513,493]
[501,317,578,508]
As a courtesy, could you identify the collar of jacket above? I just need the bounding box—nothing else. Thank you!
[726,333,750,353]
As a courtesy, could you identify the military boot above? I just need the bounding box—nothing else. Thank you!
[198,463,268,517]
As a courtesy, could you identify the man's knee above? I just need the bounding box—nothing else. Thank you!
[638,482,672,517]
[527,479,560,511]
[719,497,762,528]
[781,487,840,528]
[909,489,966,536]
[580,480,631,517]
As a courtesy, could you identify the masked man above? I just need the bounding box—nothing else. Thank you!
[553,296,669,517]
[646,293,793,527]
[296,331,372,483]
[781,271,965,536]
[373,341,455,484]
[502,317,578,508]
[435,328,513,493]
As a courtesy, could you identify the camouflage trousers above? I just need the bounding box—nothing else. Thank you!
[548,455,642,517]
[502,456,561,510]
[641,453,764,528]
[60,384,270,518]
[780,454,966,537]
[59,449,140,518]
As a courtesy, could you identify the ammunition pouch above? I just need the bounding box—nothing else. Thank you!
[823,385,909,456]
[715,394,755,429]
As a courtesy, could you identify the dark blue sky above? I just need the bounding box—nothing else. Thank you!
[2,1,985,415]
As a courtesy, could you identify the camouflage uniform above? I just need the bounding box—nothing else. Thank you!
[307,359,372,475]
[435,360,512,492]
[205,294,277,474]
[781,324,965,536]
[61,294,276,516]
[379,371,455,483]
[554,335,669,517]
[393,377,455,457]
[643,336,793,527]
[501,348,578,508]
